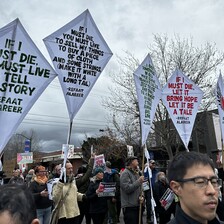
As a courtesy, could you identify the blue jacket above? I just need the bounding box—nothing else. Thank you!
[144,168,158,189]
[103,169,120,199]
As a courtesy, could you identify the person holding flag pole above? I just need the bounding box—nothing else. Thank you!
[133,54,162,224]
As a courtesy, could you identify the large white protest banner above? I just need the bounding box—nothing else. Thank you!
[216,74,224,143]
[43,9,113,121]
[216,73,224,166]
[0,19,57,154]
[161,69,203,149]
[133,54,162,146]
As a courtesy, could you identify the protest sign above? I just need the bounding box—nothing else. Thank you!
[162,69,203,149]
[127,145,134,157]
[216,74,224,144]
[47,178,59,200]
[133,55,160,223]
[0,19,57,154]
[159,188,175,210]
[61,144,74,158]
[97,182,116,197]
[216,74,224,166]
[44,9,113,121]
[133,54,162,146]
[142,180,150,191]
[93,154,105,171]
[17,152,33,164]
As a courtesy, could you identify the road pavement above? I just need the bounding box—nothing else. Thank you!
[81,209,148,224]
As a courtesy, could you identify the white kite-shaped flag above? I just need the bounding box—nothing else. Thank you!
[133,54,162,146]
[44,9,113,121]
[216,74,224,143]
[0,19,57,154]
[161,69,203,149]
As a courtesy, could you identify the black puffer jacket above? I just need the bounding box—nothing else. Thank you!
[168,204,224,224]
[86,179,107,214]
[29,181,52,209]
[153,180,176,214]
[76,158,94,193]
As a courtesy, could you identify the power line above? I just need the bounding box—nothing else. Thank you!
[21,120,115,131]
[26,112,109,124]
[23,117,109,127]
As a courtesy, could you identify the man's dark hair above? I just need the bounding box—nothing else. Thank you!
[0,184,37,224]
[167,151,215,183]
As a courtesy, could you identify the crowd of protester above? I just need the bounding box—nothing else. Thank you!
[0,151,224,224]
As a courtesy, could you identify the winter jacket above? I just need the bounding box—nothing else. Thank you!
[103,168,120,200]
[153,180,175,214]
[86,179,108,214]
[120,168,142,208]
[144,168,158,189]
[168,204,224,224]
[29,180,52,209]
[8,176,24,185]
[52,179,84,219]
[76,158,94,193]
[25,173,33,187]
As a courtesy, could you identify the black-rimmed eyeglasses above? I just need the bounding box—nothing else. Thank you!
[176,176,222,189]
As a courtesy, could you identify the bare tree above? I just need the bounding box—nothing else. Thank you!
[3,129,42,160]
[103,34,224,159]
[81,133,127,162]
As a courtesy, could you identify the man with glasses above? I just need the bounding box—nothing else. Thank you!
[216,158,224,221]
[167,151,224,224]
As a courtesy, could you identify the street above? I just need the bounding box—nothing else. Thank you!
[81,210,148,224]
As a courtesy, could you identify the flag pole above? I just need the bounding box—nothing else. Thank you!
[67,120,73,145]
[222,139,224,170]
[142,144,157,224]
[60,120,73,182]
[138,143,145,224]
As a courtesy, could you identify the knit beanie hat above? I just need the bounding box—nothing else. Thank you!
[93,167,104,176]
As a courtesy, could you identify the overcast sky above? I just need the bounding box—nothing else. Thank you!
[1,0,224,152]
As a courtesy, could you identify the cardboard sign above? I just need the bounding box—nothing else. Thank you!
[98,182,116,197]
